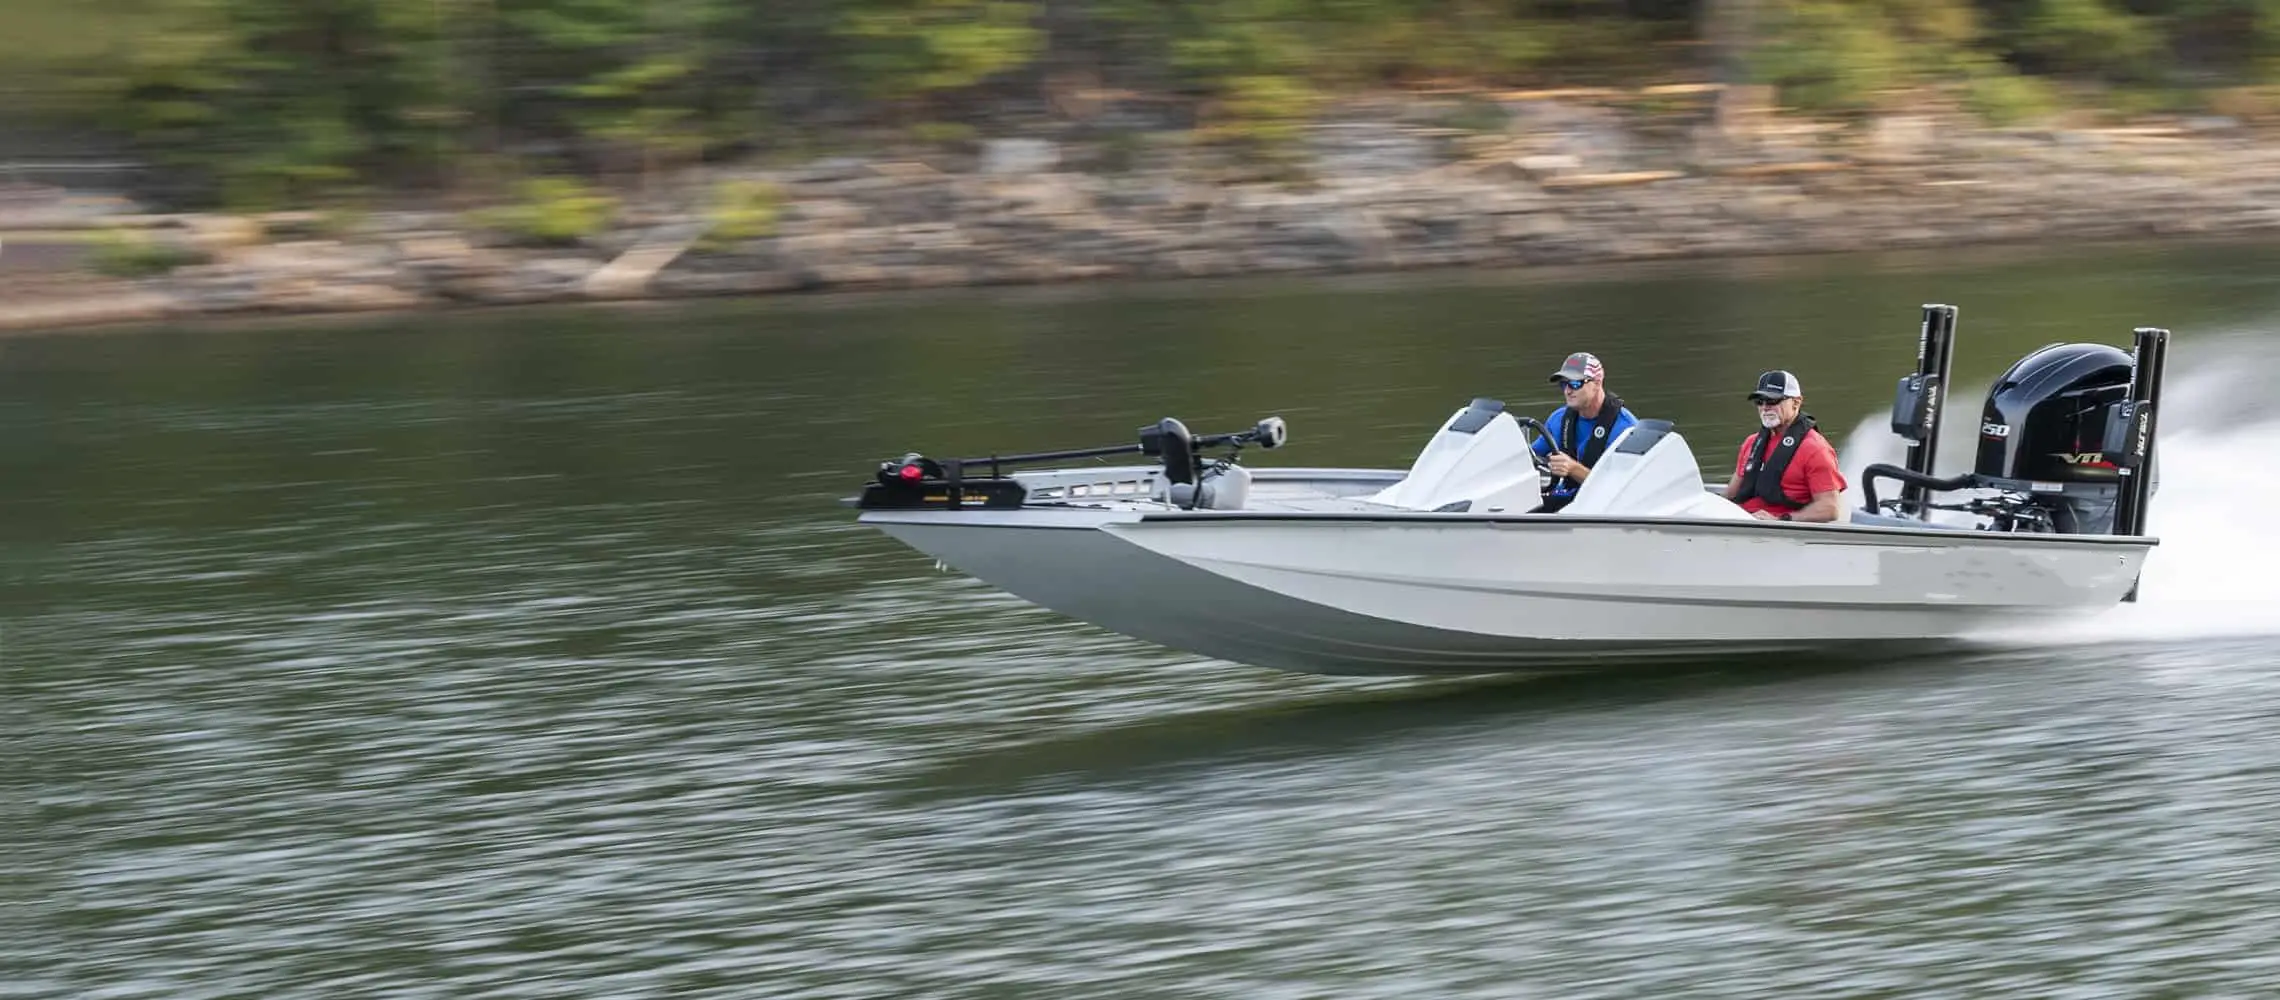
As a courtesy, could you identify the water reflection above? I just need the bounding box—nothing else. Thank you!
[902,657,1960,798]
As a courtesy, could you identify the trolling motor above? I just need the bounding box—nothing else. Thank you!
[857,415,1289,511]
[1860,306,2167,546]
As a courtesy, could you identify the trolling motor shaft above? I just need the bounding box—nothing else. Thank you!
[860,415,1287,510]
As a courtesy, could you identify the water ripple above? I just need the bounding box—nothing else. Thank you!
[17,255,2280,997]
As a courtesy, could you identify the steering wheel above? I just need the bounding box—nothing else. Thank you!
[1511,417,1555,476]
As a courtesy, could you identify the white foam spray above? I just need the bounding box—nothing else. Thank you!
[1838,331,2280,646]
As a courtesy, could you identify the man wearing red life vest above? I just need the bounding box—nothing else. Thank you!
[1720,370,1848,523]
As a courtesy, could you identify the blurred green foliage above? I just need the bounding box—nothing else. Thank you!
[1955,53,2066,123]
[84,227,210,277]
[701,178,785,247]
[8,0,2280,205]
[470,176,620,245]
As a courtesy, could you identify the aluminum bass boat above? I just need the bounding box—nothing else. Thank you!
[848,306,2169,675]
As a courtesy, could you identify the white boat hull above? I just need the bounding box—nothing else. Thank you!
[866,504,2153,676]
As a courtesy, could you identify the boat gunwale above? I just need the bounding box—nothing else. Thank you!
[857,503,2159,548]
[853,463,2159,549]
[1130,509,2160,548]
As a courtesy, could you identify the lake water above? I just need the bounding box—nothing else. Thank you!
[10,241,2280,997]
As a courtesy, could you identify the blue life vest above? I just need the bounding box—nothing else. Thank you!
[1541,397,1636,496]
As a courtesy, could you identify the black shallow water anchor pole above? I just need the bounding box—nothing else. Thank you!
[1898,303,1958,519]
[2112,326,2169,601]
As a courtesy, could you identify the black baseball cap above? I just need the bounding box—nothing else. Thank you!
[1748,370,1803,403]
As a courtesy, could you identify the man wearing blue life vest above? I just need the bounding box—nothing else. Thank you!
[1532,351,1639,513]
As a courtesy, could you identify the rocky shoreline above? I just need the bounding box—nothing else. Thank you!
[6,96,2280,334]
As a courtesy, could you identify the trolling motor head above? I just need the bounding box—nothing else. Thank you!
[1245,416,1290,450]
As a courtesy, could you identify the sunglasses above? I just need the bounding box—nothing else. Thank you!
[1560,379,1590,391]
[1751,396,1786,407]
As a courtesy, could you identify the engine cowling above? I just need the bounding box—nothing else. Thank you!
[1974,342,2135,485]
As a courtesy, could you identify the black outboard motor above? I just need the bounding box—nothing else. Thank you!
[1971,342,2136,534]
[1861,319,2167,545]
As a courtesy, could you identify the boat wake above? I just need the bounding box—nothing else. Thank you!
[1840,331,2280,647]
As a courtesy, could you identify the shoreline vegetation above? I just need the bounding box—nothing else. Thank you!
[4,0,2280,333]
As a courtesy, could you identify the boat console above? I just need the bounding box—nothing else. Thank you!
[1859,303,2167,549]
[1361,398,1553,513]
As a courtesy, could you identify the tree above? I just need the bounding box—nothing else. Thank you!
[836,0,1045,110]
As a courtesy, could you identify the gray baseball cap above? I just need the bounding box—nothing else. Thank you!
[1549,352,1604,384]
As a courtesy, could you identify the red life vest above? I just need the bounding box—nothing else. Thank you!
[1740,415,1821,512]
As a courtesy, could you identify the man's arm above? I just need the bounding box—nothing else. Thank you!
[1788,443,1848,522]
[1790,489,1844,523]
[1532,411,1559,459]
[1538,412,1576,480]
[1722,436,1752,500]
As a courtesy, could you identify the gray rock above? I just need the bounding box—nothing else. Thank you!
[1514,154,1583,178]
[786,157,874,184]
[1309,123,1440,177]
[982,139,1060,175]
